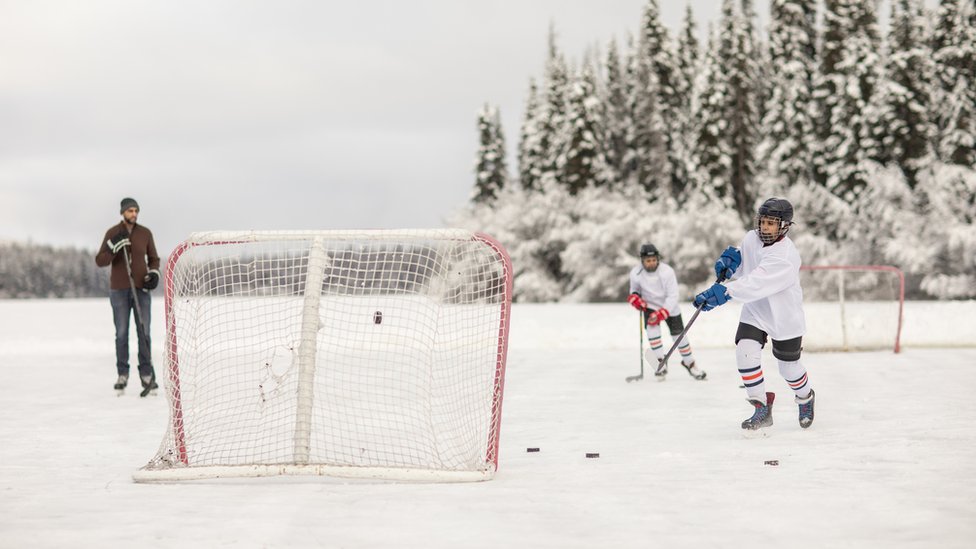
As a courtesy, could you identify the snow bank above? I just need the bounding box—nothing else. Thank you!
[508,300,976,351]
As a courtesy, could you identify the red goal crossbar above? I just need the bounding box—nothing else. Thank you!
[800,265,904,353]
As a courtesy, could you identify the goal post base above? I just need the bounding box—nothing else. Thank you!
[133,464,495,484]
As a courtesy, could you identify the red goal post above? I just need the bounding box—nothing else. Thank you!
[799,265,905,353]
[134,229,513,483]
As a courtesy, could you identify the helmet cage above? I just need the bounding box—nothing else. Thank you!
[755,214,791,245]
[755,198,794,245]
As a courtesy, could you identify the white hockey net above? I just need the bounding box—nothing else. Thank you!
[134,229,512,482]
[799,265,904,353]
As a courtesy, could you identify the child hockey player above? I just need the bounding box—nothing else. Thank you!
[693,198,815,430]
[628,243,706,381]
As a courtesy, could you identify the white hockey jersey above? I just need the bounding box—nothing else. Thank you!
[724,230,806,340]
[629,262,680,317]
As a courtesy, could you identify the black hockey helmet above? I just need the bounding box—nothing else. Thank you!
[755,197,794,244]
[639,243,661,272]
[639,243,660,259]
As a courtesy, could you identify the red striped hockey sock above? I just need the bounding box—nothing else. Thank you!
[778,360,811,399]
[736,338,766,401]
[645,325,664,361]
[678,341,694,366]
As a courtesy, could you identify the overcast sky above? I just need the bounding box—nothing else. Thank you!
[1,0,763,256]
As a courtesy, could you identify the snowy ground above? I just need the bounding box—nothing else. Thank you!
[1,298,975,548]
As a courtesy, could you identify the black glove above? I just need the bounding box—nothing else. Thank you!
[108,232,130,255]
[143,270,160,290]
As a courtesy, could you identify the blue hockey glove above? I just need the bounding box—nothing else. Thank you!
[713,246,741,282]
[693,283,730,311]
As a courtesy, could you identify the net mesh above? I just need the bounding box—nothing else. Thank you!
[139,230,511,481]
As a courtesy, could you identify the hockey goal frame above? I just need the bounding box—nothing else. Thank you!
[800,265,904,353]
[133,229,513,483]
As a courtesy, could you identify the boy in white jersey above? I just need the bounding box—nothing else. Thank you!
[693,198,815,430]
[628,244,707,381]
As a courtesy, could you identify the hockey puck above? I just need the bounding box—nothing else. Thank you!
[373,311,382,324]
[526,447,540,453]
[764,460,779,466]
[585,452,600,459]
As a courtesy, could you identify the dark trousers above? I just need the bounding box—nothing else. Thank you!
[643,310,685,336]
[110,288,154,378]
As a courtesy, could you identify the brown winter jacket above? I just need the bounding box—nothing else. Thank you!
[95,222,160,290]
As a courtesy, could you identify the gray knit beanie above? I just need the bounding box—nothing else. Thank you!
[120,197,140,213]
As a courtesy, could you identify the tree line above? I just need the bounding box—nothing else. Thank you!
[458,0,976,301]
[0,241,108,298]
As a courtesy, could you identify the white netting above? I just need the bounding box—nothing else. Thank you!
[135,230,511,482]
[800,266,904,352]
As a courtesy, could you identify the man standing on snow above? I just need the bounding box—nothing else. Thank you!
[95,197,160,395]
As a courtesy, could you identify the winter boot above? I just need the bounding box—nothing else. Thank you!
[742,392,775,430]
[682,361,707,380]
[114,374,128,391]
[796,389,815,429]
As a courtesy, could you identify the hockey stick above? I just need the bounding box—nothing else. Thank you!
[658,303,704,369]
[122,243,155,397]
[657,276,725,370]
[625,310,646,382]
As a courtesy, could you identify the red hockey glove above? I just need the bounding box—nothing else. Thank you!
[647,309,670,326]
[627,293,647,311]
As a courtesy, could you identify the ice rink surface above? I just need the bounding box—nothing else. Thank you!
[1,299,974,548]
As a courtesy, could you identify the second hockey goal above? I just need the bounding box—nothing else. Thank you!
[800,265,904,353]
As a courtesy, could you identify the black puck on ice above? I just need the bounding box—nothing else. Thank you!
[373,311,382,324]
[764,460,779,466]
[526,447,540,453]
[585,452,600,459]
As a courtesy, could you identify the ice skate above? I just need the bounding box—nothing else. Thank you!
[654,359,667,381]
[796,389,815,429]
[114,374,128,396]
[742,392,775,431]
[140,374,159,397]
[682,361,707,380]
